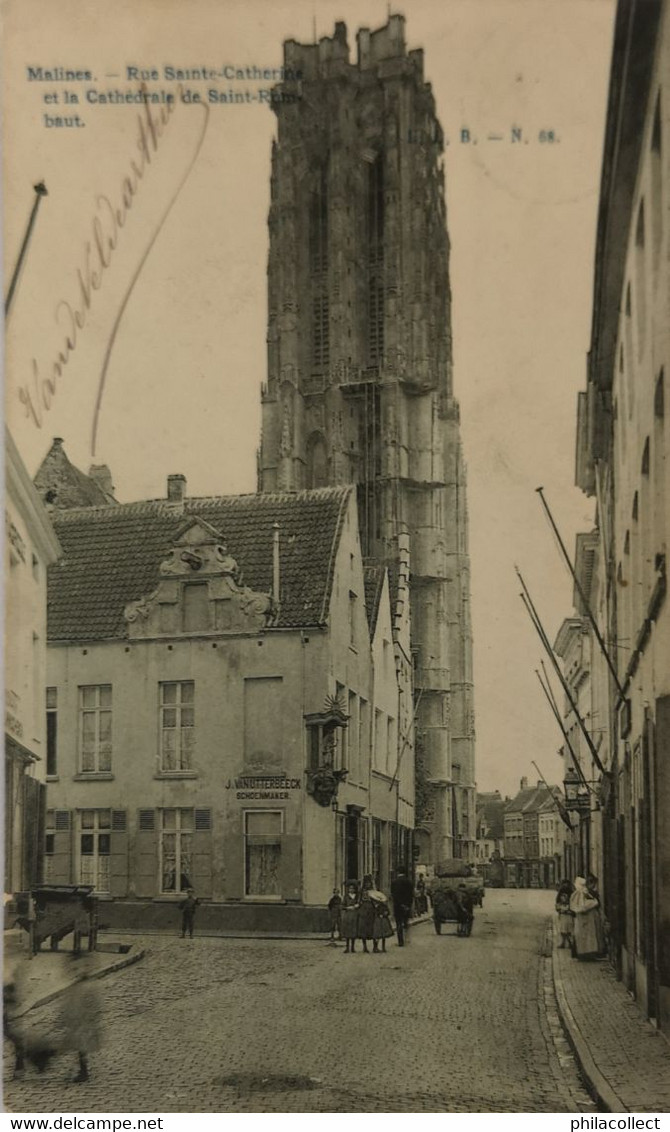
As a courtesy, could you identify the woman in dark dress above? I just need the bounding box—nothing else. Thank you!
[357,875,377,954]
[340,882,360,954]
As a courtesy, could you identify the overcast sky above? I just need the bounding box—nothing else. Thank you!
[3,0,616,796]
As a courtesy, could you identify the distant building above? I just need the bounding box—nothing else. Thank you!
[474,790,505,874]
[5,429,61,893]
[39,457,414,930]
[503,778,563,888]
[257,16,476,863]
[34,437,118,509]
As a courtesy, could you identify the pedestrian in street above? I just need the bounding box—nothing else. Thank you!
[179,888,199,939]
[586,873,606,955]
[59,953,103,1083]
[328,887,342,941]
[415,874,428,916]
[456,883,474,936]
[391,868,414,947]
[555,879,575,949]
[357,874,376,953]
[569,876,602,961]
[371,891,394,953]
[341,882,359,954]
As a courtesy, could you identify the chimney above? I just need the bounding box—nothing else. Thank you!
[167,474,187,503]
[520,776,528,791]
[272,522,280,603]
[88,464,114,497]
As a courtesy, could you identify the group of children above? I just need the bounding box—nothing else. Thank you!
[328,875,395,954]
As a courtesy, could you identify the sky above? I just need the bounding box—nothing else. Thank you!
[2,0,616,797]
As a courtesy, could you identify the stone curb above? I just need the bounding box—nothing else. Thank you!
[101,914,434,943]
[11,946,145,1020]
[551,937,626,1113]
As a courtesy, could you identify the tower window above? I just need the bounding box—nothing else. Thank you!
[309,166,329,374]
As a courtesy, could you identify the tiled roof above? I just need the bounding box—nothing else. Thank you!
[505,785,556,815]
[34,439,117,509]
[47,487,352,642]
[363,561,385,638]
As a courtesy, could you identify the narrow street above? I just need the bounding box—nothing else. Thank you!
[5,891,596,1113]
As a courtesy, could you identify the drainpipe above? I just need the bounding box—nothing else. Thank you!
[272,522,280,604]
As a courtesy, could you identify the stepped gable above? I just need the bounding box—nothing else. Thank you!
[47,486,352,642]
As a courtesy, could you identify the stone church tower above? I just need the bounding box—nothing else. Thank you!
[258,16,475,862]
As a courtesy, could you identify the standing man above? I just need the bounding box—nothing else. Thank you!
[179,889,199,939]
[390,869,414,947]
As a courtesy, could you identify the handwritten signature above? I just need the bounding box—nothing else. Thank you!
[18,83,211,456]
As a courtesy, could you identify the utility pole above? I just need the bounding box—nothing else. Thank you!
[5,182,48,318]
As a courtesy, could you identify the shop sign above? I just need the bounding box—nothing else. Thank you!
[226,774,302,801]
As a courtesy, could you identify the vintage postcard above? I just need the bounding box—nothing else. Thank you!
[3,0,670,1117]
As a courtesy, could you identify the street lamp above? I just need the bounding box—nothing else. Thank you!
[563,765,590,814]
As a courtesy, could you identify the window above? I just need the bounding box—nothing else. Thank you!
[44,813,56,883]
[46,687,57,777]
[78,685,112,773]
[244,677,282,764]
[372,819,383,887]
[349,591,356,649]
[367,155,385,367]
[245,810,281,897]
[77,809,111,892]
[309,165,329,374]
[348,692,358,777]
[159,681,194,772]
[183,582,210,632]
[160,808,194,893]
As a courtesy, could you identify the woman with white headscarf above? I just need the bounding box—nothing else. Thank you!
[569,876,602,960]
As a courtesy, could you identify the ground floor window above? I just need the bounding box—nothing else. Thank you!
[161,808,194,893]
[77,809,111,892]
[372,819,383,888]
[245,810,281,896]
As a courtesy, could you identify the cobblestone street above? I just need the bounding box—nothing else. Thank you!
[5,891,596,1114]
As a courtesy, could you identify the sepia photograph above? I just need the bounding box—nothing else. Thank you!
[2,0,670,1116]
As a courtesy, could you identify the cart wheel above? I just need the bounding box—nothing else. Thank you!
[434,919,442,935]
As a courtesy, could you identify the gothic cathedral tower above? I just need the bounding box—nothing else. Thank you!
[258,16,476,862]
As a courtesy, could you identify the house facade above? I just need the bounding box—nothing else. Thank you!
[42,472,414,930]
[503,779,563,888]
[5,429,61,894]
[574,0,670,1031]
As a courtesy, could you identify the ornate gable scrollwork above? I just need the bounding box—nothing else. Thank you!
[124,519,277,639]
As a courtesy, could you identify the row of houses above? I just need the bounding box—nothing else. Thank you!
[474,782,567,888]
[552,0,670,1035]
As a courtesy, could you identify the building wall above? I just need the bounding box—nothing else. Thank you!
[576,0,670,1030]
[608,6,670,1019]
[5,430,60,892]
[44,492,412,920]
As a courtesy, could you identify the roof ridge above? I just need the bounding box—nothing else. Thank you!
[50,485,353,523]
